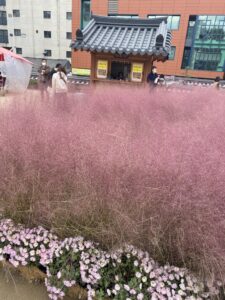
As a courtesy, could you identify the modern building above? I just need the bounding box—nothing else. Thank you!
[72,0,225,79]
[0,0,72,61]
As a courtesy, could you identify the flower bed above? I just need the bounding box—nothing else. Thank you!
[0,219,223,300]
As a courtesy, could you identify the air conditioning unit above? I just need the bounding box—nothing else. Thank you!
[8,14,12,17]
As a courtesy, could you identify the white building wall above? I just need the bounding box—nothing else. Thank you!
[0,0,72,60]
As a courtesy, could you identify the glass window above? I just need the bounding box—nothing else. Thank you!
[66,51,72,58]
[170,16,180,30]
[44,31,51,38]
[66,12,72,20]
[0,10,7,25]
[181,47,191,69]
[0,0,6,6]
[16,48,22,54]
[169,46,176,60]
[43,11,51,19]
[182,15,225,72]
[14,29,21,36]
[44,49,52,57]
[66,32,72,39]
[81,0,91,29]
[0,29,8,43]
[148,15,180,30]
[193,48,221,71]
[13,10,20,17]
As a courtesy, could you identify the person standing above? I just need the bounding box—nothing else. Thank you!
[38,59,50,99]
[147,66,159,88]
[157,74,166,87]
[52,65,68,110]
[213,77,220,90]
[48,63,62,86]
[0,72,4,95]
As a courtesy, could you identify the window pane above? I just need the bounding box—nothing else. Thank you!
[66,32,72,39]
[148,15,164,19]
[81,0,90,29]
[16,48,22,54]
[13,10,20,17]
[0,29,8,43]
[67,12,72,20]
[169,46,176,60]
[0,0,6,6]
[148,15,180,30]
[167,16,172,29]
[44,31,51,38]
[0,10,7,25]
[170,16,180,30]
[66,51,72,58]
[44,50,52,57]
[14,29,21,36]
[182,15,225,71]
[43,11,51,19]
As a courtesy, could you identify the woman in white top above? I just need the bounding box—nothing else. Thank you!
[52,66,68,110]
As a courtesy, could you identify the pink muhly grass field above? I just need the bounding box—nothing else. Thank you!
[0,87,224,283]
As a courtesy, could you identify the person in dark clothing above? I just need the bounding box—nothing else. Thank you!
[38,59,51,99]
[147,66,159,87]
[0,72,4,90]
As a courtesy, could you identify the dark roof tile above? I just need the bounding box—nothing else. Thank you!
[71,15,172,57]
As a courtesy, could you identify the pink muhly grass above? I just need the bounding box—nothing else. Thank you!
[0,88,224,283]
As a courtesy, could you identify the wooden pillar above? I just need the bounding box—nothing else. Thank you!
[90,53,95,82]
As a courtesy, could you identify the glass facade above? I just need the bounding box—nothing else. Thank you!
[148,15,180,30]
[81,0,91,29]
[182,15,225,72]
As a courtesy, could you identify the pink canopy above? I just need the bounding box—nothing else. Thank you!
[0,47,32,64]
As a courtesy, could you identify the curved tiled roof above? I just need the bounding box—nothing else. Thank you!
[71,15,172,57]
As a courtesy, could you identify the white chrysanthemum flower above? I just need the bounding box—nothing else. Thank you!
[136,272,142,278]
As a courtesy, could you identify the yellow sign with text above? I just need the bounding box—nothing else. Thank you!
[131,63,144,82]
[97,60,108,79]
[72,68,91,76]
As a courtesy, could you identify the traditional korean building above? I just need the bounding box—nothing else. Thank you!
[72,0,225,80]
[71,15,171,83]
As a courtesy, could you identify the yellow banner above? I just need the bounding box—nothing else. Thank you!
[131,63,144,82]
[97,60,108,79]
